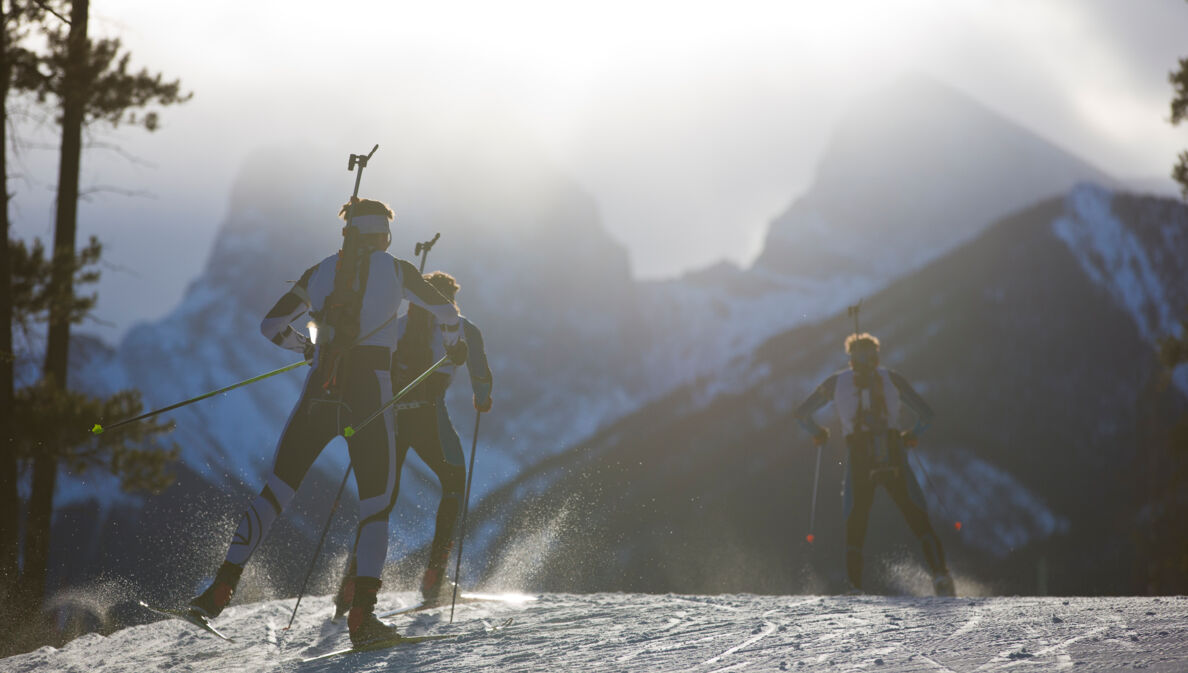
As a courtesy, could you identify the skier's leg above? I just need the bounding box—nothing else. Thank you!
[886,464,953,594]
[227,392,337,566]
[409,402,466,603]
[843,457,875,591]
[193,386,336,617]
[343,354,403,644]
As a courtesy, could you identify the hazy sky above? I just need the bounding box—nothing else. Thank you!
[7,0,1188,343]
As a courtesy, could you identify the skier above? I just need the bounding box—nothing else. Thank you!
[186,198,467,646]
[334,270,493,617]
[794,332,955,597]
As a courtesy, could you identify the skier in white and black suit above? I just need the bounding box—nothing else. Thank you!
[794,333,955,596]
[333,270,492,616]
[187,198,465,646]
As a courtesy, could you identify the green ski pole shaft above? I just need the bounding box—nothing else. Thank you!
[92,359,310,435]
[342,354,451,439]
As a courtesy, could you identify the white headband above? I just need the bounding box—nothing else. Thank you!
[349,213,391,235]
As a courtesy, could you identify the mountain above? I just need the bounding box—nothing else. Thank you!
[464,185,1188,597]
[640,74,1120,390]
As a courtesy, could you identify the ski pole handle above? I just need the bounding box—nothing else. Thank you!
[343,354,451,438]
[92,359,310,435]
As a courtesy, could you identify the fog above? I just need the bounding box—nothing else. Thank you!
[6,0,1188,343]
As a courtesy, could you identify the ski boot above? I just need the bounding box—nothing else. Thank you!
[189,561,243,619]
[933,572,956,597]
[348,577,400,647]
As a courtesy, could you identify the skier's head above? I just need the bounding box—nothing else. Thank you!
[424,271,459,303]
[845,333,880,372]
[339,197,394,250]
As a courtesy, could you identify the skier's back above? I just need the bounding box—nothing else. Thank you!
[187,198,464,646]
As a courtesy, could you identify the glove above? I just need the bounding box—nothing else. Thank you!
[900,430,919,448]
[474,395,492,413]
[812,427,830,447]
[446,338,468,366]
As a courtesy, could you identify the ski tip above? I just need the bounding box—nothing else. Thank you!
[344,426,355,438]
[805,534,815,544]
[91,424,104,435]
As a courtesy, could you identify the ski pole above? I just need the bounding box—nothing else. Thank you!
[449,409,482,624]
[284,462,353,633]
[806,441,823,544]
[908,450,962,532]
[416,233,440,273]
[91,359,310,434]
[342,354,451,439]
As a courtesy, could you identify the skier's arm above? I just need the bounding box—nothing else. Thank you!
[396,259,461,342]
[461,318,493,408]
[260,265,316,355]
[794,374,838,441]
[888,370,934,437]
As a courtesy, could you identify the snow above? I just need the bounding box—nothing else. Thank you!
[4,592,1186,672]
[1051,184,1175,343]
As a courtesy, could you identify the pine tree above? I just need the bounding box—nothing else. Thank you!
[1171,13,1188,199]
[2,0,190,649]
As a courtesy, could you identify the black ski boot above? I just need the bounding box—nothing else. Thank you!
[348,576,399,647]
[933,572,956,597]
[189,561,243,619]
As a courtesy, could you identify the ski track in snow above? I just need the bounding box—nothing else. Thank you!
[2,593,1187,672]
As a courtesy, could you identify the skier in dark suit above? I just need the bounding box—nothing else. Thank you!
[795,332,955,596]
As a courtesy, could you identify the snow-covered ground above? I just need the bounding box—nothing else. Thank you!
[4,591,1186,672]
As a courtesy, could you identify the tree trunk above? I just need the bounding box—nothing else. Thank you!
[0,0,21,611]
[26,0,90,612]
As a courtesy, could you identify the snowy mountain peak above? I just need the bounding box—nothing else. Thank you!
[755,74,1117,278]
[1052,183,1184,344]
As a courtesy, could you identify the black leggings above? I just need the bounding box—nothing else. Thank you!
[394,402,466,571]
[223,346,398,580]
[843,435,946,588]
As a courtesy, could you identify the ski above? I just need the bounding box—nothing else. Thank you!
[138,600,235,642]
[482,617,514,632]
[300,633,456,663]
[377,592,533,619]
